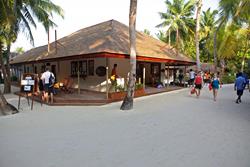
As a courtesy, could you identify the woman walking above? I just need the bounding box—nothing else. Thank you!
[211,74,220,101]
[194,71,203,98]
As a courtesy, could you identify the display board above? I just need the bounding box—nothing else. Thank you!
[18,73,38,110]
[20,73,36,93]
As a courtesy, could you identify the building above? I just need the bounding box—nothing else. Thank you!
[11,20,195,92]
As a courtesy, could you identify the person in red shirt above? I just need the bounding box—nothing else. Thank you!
[194,71,203,98]
[111,64,118,79]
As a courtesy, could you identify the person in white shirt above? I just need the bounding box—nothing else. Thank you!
[41,68,55,103]
[189,69,195,87]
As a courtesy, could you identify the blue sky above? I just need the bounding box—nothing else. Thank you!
[12,0,219,51]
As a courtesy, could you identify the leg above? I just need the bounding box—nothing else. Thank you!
[44,92,49,103]
[213,89,218,101]
[239,90,243,103]
[50,93,53,104]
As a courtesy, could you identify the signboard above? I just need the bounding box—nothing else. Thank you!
[18,73,38,110]
[21,73,36,93]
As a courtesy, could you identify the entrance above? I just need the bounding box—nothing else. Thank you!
[136,62,161,86]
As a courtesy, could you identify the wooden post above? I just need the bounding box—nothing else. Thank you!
[167,65,170,88]
[31,94,34,110]
[26,93,30,106]
[18,95,21,110]
[106,58,109,100]
[143,67,145,89]
[184,66,187,87]
[77,61,80,94]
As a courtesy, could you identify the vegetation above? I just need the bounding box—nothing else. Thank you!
[0,0,64,114]
[157,0,250,76]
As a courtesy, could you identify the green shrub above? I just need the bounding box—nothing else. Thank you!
[221,74,235,84]
[135,83,143,90]
[115,85,125,92]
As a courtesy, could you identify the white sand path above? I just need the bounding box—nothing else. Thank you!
[0,85,250,167]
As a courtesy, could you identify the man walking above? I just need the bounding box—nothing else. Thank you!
[234,72,246,103]
[189,69,195,87]
[41,68,55,103]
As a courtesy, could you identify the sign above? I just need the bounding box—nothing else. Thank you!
[18,73,38,110]
[21,73,36,93]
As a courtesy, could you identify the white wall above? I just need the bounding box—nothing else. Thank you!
[109,58,130,79]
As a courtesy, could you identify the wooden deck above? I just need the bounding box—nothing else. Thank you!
[15,86,184,106]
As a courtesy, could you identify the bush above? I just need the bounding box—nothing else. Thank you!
[135,83,143,90]
[221,74,235,84]
[115,85,125,92]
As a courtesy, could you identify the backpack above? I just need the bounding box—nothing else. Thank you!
[49,73,55,87]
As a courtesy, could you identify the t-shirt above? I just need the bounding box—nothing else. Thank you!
[189,71,195,79]
[212,79,219,89]
[195,76,202,85]
[41,71,55,84]
[235,76,246,90]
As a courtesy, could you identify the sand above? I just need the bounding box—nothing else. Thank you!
[0,85,250,167]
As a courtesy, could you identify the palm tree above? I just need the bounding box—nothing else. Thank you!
[214,0,250,72]
[217,24,250,72]
[195,0,202,71]
[120,0,137,110]
[201,9,218,39]
[15,47,25,54]
[157,0,196,55]
[1,0,64,93]
[0,0,18,114]
[0,0,63,114]
[200,8,218,62]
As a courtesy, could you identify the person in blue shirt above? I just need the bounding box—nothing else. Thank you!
[234,72,246,103]
[211,74,220,101]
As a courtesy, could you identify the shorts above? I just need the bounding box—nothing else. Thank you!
[44,84,54,94]
[195,84,202,89]
[237,90,244,96]
[189,78,195,85]
[44,84,50,92]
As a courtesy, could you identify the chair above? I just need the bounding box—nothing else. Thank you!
[61,77,74,93]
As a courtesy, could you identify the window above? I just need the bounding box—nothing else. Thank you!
[41,65,45,73]
[71,61,87,77]
[80,60,87,77]
[71,61,77,77]
[88,60,94,76]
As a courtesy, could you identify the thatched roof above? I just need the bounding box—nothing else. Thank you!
[11,20,195,65]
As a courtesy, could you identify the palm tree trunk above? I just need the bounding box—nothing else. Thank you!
[0,41,11,114]
[213,17,226,73]
[213,31,218,72]
[120,0,137,110]
[168,29,171,45]
[0,42,8,90]
[241,48,248,72]
[4,43,11,93]
[195,0,202,71]
[176,28,179,56]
